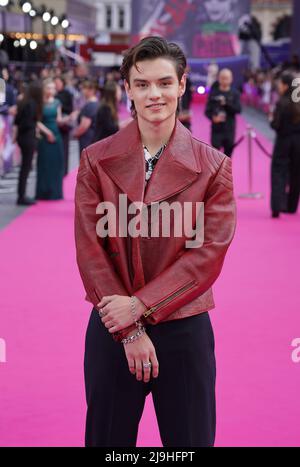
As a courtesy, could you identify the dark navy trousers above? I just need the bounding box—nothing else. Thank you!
[84,307,216,447]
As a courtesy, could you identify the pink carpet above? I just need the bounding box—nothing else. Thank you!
[0,104,299,447]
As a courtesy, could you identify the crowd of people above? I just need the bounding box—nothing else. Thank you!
[0,64,124,205]
[241,54,300,114]
[0,55,300,218]
[204,62,300,218]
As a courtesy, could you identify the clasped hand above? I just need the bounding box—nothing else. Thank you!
[98,295,159,382]
[97,295,146,333]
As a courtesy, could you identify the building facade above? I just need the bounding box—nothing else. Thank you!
[95,0,131,34]
[80,0,131,66]
[251,0,292,43]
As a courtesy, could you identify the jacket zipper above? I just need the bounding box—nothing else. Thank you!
[143,280,196,318]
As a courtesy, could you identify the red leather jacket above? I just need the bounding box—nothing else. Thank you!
[74,118,236,342]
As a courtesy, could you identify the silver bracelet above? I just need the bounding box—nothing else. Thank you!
[130,295,141,327]
[121,325,146,345]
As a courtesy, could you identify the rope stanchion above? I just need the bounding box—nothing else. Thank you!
[232,134,245,149]
[253,135,272,158]
[239,125,263,199]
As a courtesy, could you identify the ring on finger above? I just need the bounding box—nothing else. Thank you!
[98,308,106,318]
[143,361,152,369]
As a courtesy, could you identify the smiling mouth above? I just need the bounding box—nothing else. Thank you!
[146,103,166,108]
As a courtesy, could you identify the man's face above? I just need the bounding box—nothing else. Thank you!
[204,0,232,23]
[82,86,95,100]
[219,71,232,89]
[55,78,63,92]
[125,58,186,124]
[277,80,288,96]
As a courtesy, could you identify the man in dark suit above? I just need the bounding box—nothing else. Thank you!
[205,68,241,157]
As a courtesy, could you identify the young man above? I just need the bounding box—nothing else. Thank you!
[205,68,241,158]
[75,36,236,447]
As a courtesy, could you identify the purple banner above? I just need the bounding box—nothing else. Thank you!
[1,12,26,33]
[66,0,97,36]
[131,0,250,59]
[188,55,249,89]
[67,17,96,36]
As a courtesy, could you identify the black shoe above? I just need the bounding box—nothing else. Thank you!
[272,211,280,218]
[17,197,36,206]
[282,209,297,214]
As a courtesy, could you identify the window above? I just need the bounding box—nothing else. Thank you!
[106,5,112,29]
[118,6,125,30]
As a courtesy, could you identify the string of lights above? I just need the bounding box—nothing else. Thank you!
[0,1,70,30]
[0,1,72,51]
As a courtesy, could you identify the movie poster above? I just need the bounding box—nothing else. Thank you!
[131,0,250,59]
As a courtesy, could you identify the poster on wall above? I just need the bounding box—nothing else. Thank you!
[131,0,250,59]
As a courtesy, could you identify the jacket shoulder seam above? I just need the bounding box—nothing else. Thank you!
[85,136,114,166]
[191,137,226,176]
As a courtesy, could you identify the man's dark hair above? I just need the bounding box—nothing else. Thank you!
[120,36,187,118]
[55,75,67,87]
[81,79,99,93]
[18,80,44,121]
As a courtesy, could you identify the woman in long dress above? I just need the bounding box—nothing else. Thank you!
[36,79,65,200]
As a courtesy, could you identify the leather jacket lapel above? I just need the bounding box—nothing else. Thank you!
[98,118,202,205]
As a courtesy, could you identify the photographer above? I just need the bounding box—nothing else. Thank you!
[269,72,300,218]
[205,68,241,157]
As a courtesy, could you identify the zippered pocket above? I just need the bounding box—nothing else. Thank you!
[143,280,197,318]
